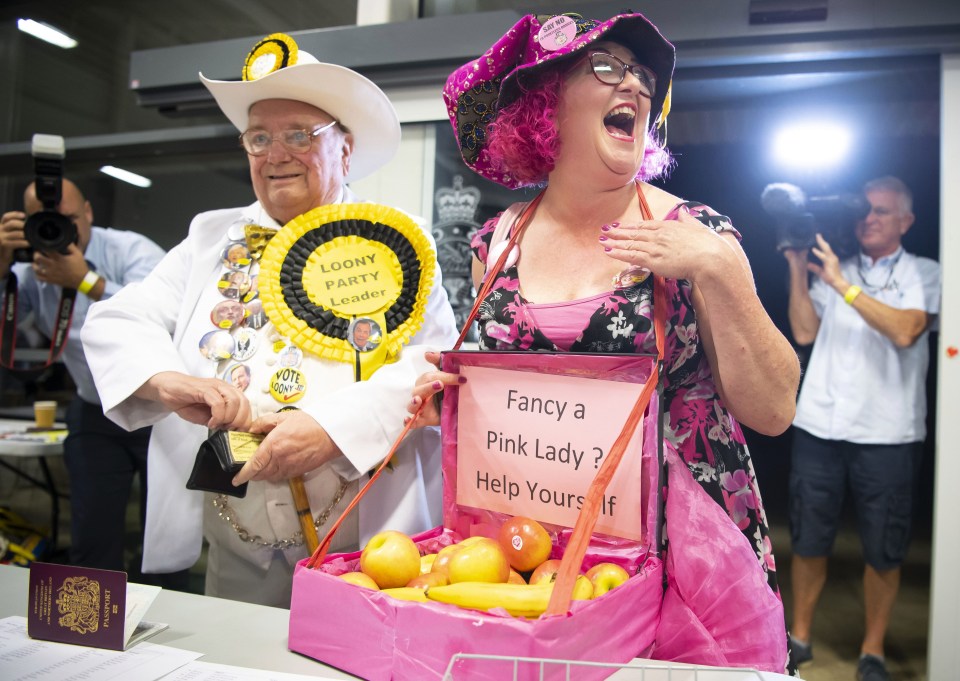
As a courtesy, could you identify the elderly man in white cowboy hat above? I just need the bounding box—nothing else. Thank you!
[82,33,457,605]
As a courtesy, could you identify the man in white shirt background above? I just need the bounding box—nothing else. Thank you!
[782,176,941,681]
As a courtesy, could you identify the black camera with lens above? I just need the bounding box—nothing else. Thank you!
[13,134,77,263]
[760,182,869,259]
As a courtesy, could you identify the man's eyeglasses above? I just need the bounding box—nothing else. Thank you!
[587,51,656,99]
[239,120,339,156]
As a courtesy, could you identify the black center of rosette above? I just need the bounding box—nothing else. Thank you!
[279,219,421,339]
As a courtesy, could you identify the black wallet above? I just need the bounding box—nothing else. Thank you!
[186,430,264,498]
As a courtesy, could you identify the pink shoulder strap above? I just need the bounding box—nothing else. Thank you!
[489,201,530,253]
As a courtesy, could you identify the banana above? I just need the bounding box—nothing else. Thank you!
[424,581,555,618]
[381,587,429,602]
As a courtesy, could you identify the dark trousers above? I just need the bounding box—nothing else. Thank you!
[63,397,190,590]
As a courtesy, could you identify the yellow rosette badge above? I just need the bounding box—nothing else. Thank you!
[259,203,436,379]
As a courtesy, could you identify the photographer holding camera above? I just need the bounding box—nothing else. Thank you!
[0,174,179,586]
[782,176,940,681]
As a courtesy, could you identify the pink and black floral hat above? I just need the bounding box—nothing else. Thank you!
[443,12,675,188]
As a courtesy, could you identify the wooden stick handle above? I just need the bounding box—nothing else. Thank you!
[289,475,320,554]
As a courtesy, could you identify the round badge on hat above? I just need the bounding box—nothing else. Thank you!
[259,202,436,366]
[243,33,299,81]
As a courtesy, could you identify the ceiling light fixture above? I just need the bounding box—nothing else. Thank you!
[17,19,78,49]
[100,166,152,188]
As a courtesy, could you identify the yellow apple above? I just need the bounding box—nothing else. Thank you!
[420,553,437,575]
[338,571,380,590]
[360,530,421,589]
[446,537,511,584]
[572,574,594,600]
[430,537,485,577]
[585,562,630,596]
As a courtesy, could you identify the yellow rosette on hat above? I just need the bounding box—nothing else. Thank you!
[259,203,435,380]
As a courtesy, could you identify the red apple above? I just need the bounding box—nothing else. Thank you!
[360,530,421,589]
[406,572,449,589]
[529,558,563,585]
[339,571,380,590]
[585,562,630,596]
[446,537,511,584]
[498,516,553,572]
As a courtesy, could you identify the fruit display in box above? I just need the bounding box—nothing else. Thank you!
[345,519,635,615]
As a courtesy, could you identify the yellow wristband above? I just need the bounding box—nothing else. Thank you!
[77,270,101,296]
[843,284,862,305]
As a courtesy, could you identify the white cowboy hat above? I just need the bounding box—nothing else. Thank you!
[200,35,400,183]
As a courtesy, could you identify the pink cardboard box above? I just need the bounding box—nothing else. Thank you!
[289,353,665,680]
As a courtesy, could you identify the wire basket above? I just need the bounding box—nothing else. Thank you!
[442,654,770,681]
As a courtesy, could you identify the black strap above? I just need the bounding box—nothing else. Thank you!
[0,271,77,371]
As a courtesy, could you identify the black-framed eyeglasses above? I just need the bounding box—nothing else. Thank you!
[587,51,656,98]
[239,120,339,156]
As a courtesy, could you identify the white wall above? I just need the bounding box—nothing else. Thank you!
[928,52,960,679]
[348,83,447,220]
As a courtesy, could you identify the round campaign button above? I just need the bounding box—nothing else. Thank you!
[223,363,252,392]
[537,15,577,51]
[276,345,303,368]
[199,330,235,361]
[218,271,252,299]
[231,327,259,361]
[269,367,306,404]
[222,241,252,270]
[211,300,248,330]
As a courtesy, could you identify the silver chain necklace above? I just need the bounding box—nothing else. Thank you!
[212,476,351,550]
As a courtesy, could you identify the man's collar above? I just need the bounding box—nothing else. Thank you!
[859,246,904,268]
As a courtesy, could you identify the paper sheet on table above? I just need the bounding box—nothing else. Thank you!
[0,616,200,681]
[159,660,347,680]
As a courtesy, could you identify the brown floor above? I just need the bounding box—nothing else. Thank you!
[771,522,930,681]
[1,453,931,679]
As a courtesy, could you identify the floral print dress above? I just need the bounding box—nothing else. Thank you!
[470,200,782,596]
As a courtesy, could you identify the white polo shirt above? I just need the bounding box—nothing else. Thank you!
[793,248,941,444]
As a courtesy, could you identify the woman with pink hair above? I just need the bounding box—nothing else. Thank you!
[411,11,801,675]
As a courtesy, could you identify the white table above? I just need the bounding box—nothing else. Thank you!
[0,563,356,678]
[0,418,68,550]
[0,564,792,680]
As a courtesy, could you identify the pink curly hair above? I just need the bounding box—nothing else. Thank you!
[484,68,673,187]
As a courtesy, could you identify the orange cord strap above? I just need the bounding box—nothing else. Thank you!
[545,181,665,616]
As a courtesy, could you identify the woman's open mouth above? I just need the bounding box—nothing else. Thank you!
[604,105,636,140]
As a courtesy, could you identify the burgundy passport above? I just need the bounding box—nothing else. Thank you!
[27,562,129,650]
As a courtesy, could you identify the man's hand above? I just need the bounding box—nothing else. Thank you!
[781,247,809,271]
[33,243,89,289]
[233,409,343,485]
[808,233,850,293]
[0,210,29,276]
[136,371,252,431]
